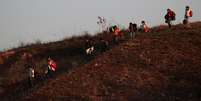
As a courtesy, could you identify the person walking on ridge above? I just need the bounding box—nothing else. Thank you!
[165,8,176,28]
[139,21,149,33]
[183,6,193,26]
[129,22,137,38]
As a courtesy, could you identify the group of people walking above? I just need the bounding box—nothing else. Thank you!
[165,6,193,28]
[109,20,149,43]
[109,5,193,43]
[23,52,57,87]
[24,5,193,88]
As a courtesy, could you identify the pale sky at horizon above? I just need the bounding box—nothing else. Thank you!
[0,0,201,51]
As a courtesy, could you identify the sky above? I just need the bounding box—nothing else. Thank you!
[0,0,201,51]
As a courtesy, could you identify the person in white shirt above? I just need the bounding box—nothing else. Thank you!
[184,6,193,25]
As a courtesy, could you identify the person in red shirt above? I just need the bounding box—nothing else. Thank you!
[165,8,176,28]
[46,57,57,78]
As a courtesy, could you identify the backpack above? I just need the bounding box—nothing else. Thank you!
[164,14,169,20]
[48,60,57,71]
[133,23,137,31]
[171,11,176,20]
[52,62,57,71]
[189,10,193,17]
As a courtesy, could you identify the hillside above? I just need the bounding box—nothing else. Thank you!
[0,30,119,100]
[1,22,201,101]
[22,22,201,101]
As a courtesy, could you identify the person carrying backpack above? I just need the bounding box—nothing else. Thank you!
[165,8,176,28]
[22,52,35,87]
[139,20,149,33]
[183,6,193,25]
[46,57,57,78]
[129,22,137,38]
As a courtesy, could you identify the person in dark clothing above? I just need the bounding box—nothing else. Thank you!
[22,52,35,87]
[165,8,176,28]
[129,22,137,38]
[98,38,109,52]
[85,39,94,55]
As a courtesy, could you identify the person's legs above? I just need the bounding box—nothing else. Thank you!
[130,32,133,39]
[28,77,33,87]
[47,68,53,78]
[168,20,172,28]
[186,17,189,24]
[184,17,191,28]
[133,32,136,38]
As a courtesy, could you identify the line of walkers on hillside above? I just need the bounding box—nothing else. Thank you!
[109,20,149,42]
[24,5,193,88]
[84,6,194,67]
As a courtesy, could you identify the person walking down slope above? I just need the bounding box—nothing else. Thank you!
[22,52,35,87]
[46,57,57,78]
[183,6,193,25]
[112,25,121,44]
[28,66,35,87]
[85,39,94,55]
[129,22,137,38]
[139,21,149,33]
[165,8,176,28]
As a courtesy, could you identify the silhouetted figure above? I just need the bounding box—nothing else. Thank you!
[165,8,176,28]
[98,38,109,52]
[22,52,35,87]
[129,22,137,38]
[183,6,193,25]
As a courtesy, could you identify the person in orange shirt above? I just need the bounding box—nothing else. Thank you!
[110,25,120,44]
[183,6,193,25]
[140,21,149,33]
[114,26,120,36]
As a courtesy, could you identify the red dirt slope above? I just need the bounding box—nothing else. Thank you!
[25,22,201,101]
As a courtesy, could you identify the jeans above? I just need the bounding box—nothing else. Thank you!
[130,32,135,38]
